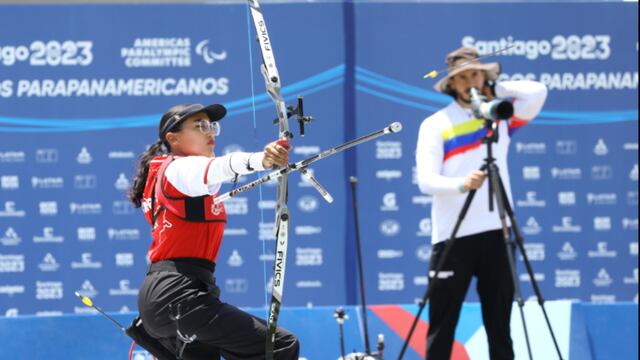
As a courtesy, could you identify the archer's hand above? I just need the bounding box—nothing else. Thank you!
[463,170,486,191]
[262,139,292,168]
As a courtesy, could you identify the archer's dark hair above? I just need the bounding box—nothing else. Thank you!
[128,107,184,208]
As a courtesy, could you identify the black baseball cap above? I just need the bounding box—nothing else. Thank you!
[159,103,227,139]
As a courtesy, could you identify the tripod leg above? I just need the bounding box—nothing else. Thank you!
[339,322,346,359]
[350,178,372,355]
[497,177,565,360]
[397,189,478,360]
[487,164,534,360]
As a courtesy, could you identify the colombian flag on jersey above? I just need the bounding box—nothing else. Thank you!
[442,116,526,161]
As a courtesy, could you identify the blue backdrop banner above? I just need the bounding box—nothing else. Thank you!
[0,1,638,318]
[351,1,638,305]
[0,3,348,315]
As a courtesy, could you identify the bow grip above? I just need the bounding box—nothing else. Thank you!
[276,139,290,149]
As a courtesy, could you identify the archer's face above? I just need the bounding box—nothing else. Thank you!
[449,69,487,105]
[166,113,216,158]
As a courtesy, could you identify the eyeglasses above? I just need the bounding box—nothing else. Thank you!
[194,121,221,136]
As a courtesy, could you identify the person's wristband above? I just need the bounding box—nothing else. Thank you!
[458,182,466,193]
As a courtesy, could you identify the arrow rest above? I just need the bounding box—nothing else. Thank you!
[273,95,315,137]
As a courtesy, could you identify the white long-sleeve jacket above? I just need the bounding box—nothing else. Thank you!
[416,80,548,243]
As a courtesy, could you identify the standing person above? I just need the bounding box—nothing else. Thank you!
[128,103,300,359]
[415,47,547,359]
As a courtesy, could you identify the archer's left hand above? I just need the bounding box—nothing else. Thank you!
[262,139,292,168]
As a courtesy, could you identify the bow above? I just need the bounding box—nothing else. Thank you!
[245,1,295,358]
[243,4,402,358]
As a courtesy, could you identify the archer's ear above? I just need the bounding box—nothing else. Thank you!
[165,132,178,145]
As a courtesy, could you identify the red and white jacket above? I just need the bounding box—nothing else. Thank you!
[142,152,265,262]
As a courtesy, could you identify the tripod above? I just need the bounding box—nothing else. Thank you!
[398,115,563,360]
[332,177,384,360]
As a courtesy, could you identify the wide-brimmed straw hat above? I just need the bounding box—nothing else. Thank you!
[433,47,500,93]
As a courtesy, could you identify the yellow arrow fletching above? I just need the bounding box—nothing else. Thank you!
[81,296,94,307]
[75,291,94,307]
[423,70,438,79]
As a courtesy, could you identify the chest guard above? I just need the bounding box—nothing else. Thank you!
[153,155,227,223]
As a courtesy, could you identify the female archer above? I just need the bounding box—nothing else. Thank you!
[128,103,299,359]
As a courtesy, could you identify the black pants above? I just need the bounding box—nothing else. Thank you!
[426,230,515,360]
[138,258,300,360]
